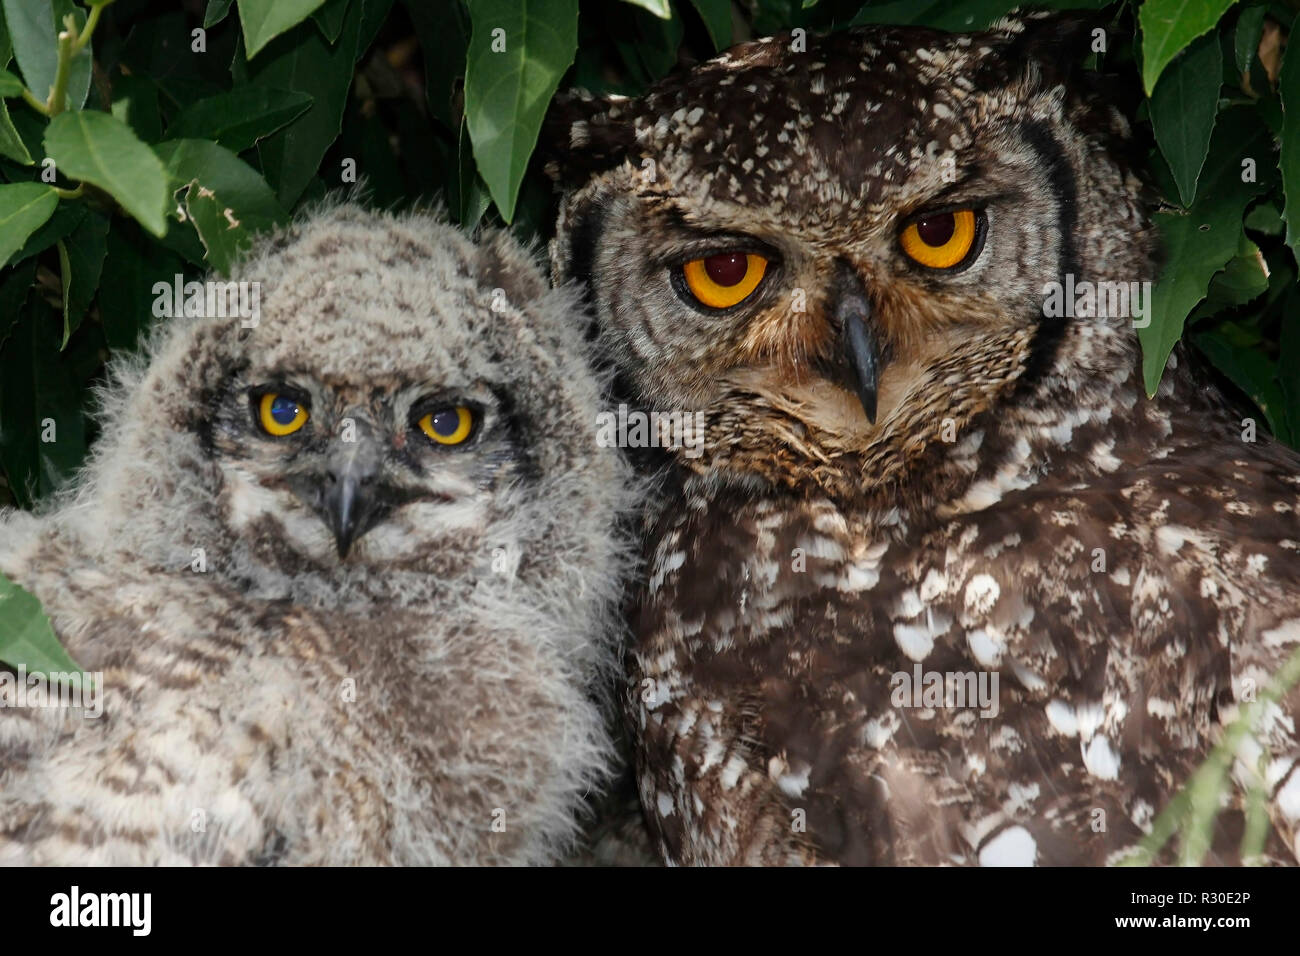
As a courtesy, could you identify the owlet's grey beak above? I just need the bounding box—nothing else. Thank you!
[837,282,881,425]
[290,436,395,559]
[323,464,385,559]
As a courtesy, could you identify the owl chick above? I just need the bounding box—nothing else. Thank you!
[0,203,633,865]
[547,15,1300,865]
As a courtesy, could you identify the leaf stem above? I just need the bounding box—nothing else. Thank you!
[46,18,77,116]
[21,86,50,116]
[74,3,108,54]
[51,184,85,200]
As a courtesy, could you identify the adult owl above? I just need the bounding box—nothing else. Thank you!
[546,14,1300,865]
[0,204,632,865]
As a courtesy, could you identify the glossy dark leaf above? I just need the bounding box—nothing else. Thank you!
[1139,0,1236,94]
[0,297,87,507]
[166,88,314,153]
[238,0,327,59]
[56,207,109,345]
[464,0,579,222]
[1149,32,1222,206]
[44,110,170,237]
[241,3,361,208]
[0,182,58,266]
[154,139,288,274]
[1140,108,1272,394]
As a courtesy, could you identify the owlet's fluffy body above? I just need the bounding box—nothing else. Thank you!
[0,205,631,865]
[548,16,1300,865]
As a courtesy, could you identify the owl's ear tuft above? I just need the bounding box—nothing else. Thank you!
[983,10,1104,91]
[540,89,638,187]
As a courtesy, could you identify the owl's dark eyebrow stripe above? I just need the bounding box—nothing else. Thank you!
[1013,117,1080,396]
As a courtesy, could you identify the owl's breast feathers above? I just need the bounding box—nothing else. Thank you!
[628,384,1300,866]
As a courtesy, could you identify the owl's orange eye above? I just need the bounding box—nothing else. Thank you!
[899,209,980,269]
[681,252,768,309]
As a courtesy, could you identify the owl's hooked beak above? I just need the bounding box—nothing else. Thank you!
[323,463,387,560]
[836,279,882,425]
[291,437,397,559]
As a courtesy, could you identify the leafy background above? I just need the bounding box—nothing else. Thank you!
[0,0,1298,863]
[0,0,1297,516]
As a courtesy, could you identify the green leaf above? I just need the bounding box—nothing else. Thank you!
[237,0,328,59]
[1139,108,1270,394]
[154,139,288,275]
[43,110,170,236]
[7,200,85,268]
[0,0,12,67]
[0,257,36,352]
[0,66,21,95]
[1279,13,1300,270]
[402,0,468,128]
[109,72,162,144]
[56,207,108,346]
[1149,32,1222,206]
[166,88,314,153]
[1234,4,1266,74]
[464,0,579,223]
[0,97,31,164]
[357,0,395,56]
[622,0,671,16]
[1193,323,1288,435]
[456,117,490,229]
[0,0,90,111]
[204,0,234,28]
[1243,199,1283,235]
[0,571,84,679]
[97,220,186,353]
[0,182,58,266]
[1202,237,1269,311]
[0,297,87,506]
[688,0,732,51]
[241,3,362,208]
[1139,0,1237,94]
[312,0,350,44]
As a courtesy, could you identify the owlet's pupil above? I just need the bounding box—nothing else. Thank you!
[270,396,301,426]
[704,253,749,286]
[430,409,461,436]
[915,213,956,246]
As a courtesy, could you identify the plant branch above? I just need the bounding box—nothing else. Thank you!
[74,3,107,54]
[21,86,50,116]
[46,18,77,116]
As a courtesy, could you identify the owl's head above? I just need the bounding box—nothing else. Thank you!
[85,204,624,604]
[547,14,1157,502]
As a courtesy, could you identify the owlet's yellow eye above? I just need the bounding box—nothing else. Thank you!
[681,252,769,309]
[418,406,474,446]
[258,392,309,436]
[899,209,980,269]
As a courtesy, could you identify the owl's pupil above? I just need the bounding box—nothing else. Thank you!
[430,409,460,436]
[915,214,956,247]
[704,253,749,287]
[269,397,300,425]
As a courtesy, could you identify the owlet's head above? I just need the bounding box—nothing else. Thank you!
[89,204,617,601]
